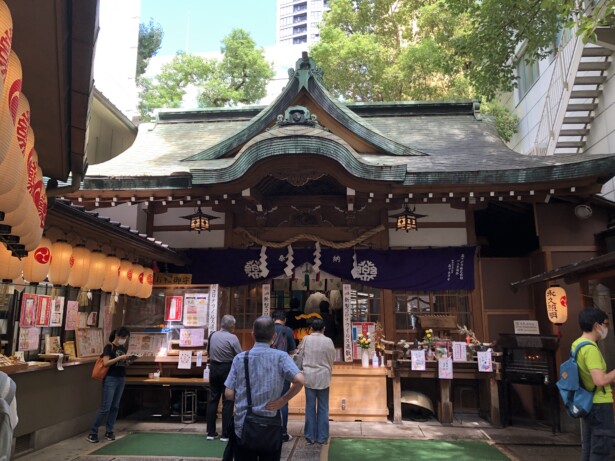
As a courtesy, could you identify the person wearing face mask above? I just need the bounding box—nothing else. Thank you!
[87,327,132,443]
[573,307,615,461]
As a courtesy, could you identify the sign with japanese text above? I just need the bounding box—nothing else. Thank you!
[452,342,467,362]
[411,349,426,371]
[183,293,208,326]
[513,320,539,335]
[262,284,271,316]
[165,296,183,322]
[208,284,219,333]
[177,350,192,370]
[439,357,453,379]
[154,273,192,285]
[179,328,205,348]
[477,350,493,372]
[342,283,353,362]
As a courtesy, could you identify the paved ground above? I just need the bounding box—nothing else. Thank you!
[17,413,584,461]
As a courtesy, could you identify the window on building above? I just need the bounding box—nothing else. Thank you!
[293,36,308,44]
[280,5,292,16]
[393,290,471,332]
[516,55,539,98]
[349,284,381,324]
[230,284,262,330]
[280,27,292,38]
[280,17,292,26]
[293,25,307,34]
[294,2,308,13]
[294,13,307,23]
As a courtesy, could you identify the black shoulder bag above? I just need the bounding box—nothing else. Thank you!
[237,350,283,453]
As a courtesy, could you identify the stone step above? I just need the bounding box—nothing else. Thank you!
[556,141,586,148]
[574,75,607,85]
[560,128,589,136]
[570,89,601,98]
[582,47,613,57]
[567,103,598,111]
[578,61,611,71]
[563,116,594,124]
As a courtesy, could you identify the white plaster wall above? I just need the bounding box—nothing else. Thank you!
[94,0,140,119]
[387,204,467,247]
[95,203,142,231]
[153,230,225,249]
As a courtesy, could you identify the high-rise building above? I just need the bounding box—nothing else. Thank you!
[276,0,330,47]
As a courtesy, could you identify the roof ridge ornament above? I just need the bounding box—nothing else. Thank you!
[288,51,324,89]
[275,105,325,129]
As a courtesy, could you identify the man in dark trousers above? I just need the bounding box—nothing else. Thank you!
[225,316,304,461]
[272,309,297,442]
[207,314,242,442]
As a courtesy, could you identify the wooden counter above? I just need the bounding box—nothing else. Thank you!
[288,363,388,422]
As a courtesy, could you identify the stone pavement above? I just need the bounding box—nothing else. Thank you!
[17,414,584,461]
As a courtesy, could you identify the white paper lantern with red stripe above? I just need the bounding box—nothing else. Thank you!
[47,240,72,285]
[68,244,91,288]
[127,263,144,297]
[101,255,121,293]
[0,0,12,164]
[84,249,107,291]
[0,51,21,196]
[0,242,22,280]
[22,236,51,283]
[116,260,133,295]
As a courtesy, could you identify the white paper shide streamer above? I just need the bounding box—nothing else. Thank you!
[259,245,269,278]
[284,244,294,277]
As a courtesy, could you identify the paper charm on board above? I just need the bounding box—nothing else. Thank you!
[477,350,493,372]
[284,245,294,277]
[313,242,321,280]
[350,250,359,279]
[259,246,269,278]
[411,349,426,371]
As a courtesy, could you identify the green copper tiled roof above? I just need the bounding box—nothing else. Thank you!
[190,137,407,185]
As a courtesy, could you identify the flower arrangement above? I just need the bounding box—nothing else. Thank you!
[423,328,434,345]
[356,332,371,349]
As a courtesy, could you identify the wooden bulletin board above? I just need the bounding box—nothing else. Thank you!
[75,328,104,358]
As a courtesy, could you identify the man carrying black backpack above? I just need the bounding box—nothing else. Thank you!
[573,307,615,460]
[272,309,297,442]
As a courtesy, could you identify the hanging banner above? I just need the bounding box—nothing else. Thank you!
[35,295,52,327]
[20,294,37,327]
[188,247,476,290]
[342,284,353,362]
[18,327,40,351]
[49,296,64,327]
[208,284,219,333]
[164,296,183,322]
[262,284,271,316]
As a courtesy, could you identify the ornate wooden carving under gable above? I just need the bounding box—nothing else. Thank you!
[269,168,325,187]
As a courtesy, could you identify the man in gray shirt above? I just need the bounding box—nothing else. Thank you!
[207,315,242,441]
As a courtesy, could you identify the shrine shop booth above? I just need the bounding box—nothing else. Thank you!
[67,55,615,432]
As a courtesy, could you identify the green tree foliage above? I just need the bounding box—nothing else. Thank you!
[138,29,273,119]
[136,19,164,78]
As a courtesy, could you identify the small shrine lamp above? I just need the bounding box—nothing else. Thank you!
[545,285,568,337]
[180,206,218,234]
[392,205,427,232]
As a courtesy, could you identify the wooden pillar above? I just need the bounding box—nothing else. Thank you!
[392,372,402,424]
[438,379,453,423]
[489,377,501,426]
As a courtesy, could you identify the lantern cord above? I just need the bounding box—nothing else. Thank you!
[234,225,385,249]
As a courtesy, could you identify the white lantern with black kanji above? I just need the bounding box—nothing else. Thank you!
[545,286,568,324]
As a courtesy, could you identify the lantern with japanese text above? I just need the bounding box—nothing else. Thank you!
[68,244,91,288]
[22,236,51,283]
[138,267,154,299]
[47,240,72,286]
[545,286,568,324]
[101,255,121,293]
[0,242,22,280]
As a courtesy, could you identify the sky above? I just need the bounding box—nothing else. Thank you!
[140,0,277,56]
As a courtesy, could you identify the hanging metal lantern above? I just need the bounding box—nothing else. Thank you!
[138,267,154,299]
[180,206,219,233]
[83,249,107,291]
[392,205,427,232]
[127,263,143,297]
[545,286,568,324]
[0,241,22,280]
[47,240,72,285]
[22,236,51,283]
[116,259,133,295]
[101,255,121,293]
[68,244,91,288]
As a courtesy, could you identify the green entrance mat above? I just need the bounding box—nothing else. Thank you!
[328,438,509,461]
[91,432,226,458]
